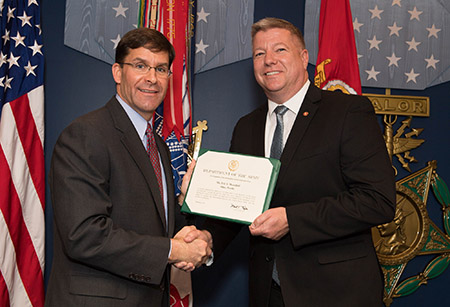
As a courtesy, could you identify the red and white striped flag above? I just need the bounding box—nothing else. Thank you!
[1,1,45,306]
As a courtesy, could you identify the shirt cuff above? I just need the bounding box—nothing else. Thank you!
[205,252,214,266]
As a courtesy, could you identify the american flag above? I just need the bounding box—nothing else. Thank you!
[305,0,450,91]
[0,0,45,306]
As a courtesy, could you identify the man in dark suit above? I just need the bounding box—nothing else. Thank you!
[45,28,211,306]
[186,17,396,306]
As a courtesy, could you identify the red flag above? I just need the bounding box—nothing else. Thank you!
[158,2,193,304]
[159,0,191,140]
[139,0,192,140]
[314,0,362,95]
[0,1,45,306]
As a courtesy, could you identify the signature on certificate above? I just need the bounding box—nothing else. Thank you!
[230,203,248,211]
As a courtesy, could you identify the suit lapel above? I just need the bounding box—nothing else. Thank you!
[277,84,322,184]
[106,98,168,231]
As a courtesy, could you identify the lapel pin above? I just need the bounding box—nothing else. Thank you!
[303,111,309,117]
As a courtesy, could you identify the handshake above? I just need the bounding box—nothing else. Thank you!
[168,225,213,272]
[168,161,213,272]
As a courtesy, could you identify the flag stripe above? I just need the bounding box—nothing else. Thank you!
[27,87,45,154]
[10,94,45,208]
[0,209,32,307]
[0,271,11,307]
[0,103,45,271]
[0,146,43,307]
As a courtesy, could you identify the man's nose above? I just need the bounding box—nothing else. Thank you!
[145,67,158,83]
[264,50,277,65]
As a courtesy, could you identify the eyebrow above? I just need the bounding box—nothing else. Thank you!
[130,57,169,67]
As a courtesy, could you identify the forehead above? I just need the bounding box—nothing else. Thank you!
[124,47,169,64]
[253,28,301,49]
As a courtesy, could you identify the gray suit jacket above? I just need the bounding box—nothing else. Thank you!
[45,97,177,306]
[206,84,396,307]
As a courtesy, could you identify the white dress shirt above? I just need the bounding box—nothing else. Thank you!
[264,80,310,158]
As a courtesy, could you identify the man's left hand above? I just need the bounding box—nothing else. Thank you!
[178,160,196,205]
[249,207,289,241]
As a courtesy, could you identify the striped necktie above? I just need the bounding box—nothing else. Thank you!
[146,123,164,201]
[270,105,289,160]
[270,105,288,286]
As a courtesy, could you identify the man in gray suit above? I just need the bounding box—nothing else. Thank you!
[45,28,210,306]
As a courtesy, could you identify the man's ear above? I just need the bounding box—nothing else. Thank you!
[301,49,309,70]
[112,63,122,84]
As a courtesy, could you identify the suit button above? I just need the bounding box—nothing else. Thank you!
[129,273,136,279]
[265,256,273,262]
[160,284,165,291]
[145,277,151,283]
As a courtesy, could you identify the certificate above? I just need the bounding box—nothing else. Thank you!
[181,149,280,225]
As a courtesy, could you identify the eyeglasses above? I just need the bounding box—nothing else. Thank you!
[119,62,172,78]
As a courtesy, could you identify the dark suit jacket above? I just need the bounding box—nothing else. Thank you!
[205,84,396,307]
[45,97,178,306]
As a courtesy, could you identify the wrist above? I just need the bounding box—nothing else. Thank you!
[177,194,185,206]
[202,230,213,250]
[168,238,182,263]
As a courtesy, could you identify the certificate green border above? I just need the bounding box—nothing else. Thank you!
[181,148,281,225]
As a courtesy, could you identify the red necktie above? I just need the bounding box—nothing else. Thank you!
[146,123,164,201]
